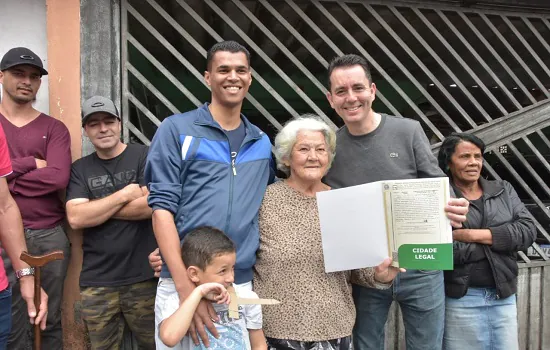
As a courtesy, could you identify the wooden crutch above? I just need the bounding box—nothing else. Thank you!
[20,251,65,350]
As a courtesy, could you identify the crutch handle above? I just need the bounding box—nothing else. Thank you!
[20,251,64,267]
[20,250,65,350]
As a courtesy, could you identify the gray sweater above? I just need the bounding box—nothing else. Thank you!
[324,114,446,189]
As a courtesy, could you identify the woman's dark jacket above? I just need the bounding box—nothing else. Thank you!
[445,178,536,299]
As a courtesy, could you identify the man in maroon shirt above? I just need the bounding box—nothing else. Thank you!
[0,47,71,349]
[0,122,49,349]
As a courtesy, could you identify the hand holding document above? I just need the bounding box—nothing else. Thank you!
[316,177,453,272]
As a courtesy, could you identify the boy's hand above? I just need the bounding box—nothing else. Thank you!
[199,282,230,304]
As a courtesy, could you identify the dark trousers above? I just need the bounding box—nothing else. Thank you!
[1,225,70,350]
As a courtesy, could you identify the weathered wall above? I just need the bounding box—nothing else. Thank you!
[47,0,82,161]
[81,0,121,157]
[46,0,85,348]
[0,0,49,114]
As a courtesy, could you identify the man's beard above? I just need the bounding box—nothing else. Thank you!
[6,89,35,104]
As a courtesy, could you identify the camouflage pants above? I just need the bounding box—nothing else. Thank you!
[80,279,156,350]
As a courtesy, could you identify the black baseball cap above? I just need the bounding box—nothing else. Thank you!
[0,47,48,76]
[81,96,120,126]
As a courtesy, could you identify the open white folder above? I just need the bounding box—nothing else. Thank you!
[317,177,452,272]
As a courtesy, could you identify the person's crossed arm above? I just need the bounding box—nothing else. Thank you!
[66,183,145,230]
[7,123,71,197]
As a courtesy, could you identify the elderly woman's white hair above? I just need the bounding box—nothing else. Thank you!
[274,114,337,176]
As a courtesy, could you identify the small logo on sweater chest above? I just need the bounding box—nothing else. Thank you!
[389,152,399,158]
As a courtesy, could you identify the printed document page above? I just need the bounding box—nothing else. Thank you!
[383,177,452,263]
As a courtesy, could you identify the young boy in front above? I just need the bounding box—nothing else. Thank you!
[158,226,267,349]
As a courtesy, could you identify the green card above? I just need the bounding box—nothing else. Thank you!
[397,244,453,270]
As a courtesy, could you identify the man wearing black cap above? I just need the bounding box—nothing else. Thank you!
[0,47,71,349]
[65,96,157,349]
[0,122,49,349]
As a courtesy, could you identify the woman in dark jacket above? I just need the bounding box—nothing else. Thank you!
[437,133,536,350]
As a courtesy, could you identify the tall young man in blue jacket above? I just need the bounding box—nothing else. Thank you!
[145,41,273,349]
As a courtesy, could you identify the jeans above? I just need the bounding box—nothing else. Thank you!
[443,288,518,350]
[353,269,444,350]
[0,287,12,350]
[1,225,70,350]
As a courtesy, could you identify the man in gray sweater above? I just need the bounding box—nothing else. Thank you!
[323,54,469,350]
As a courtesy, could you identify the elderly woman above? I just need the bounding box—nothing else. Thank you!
[254,115,400,350]
[437,133,536,350]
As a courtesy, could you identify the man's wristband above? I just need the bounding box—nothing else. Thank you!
[15,267,35,279]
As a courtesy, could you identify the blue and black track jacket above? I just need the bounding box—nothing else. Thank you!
[145,103,273,283]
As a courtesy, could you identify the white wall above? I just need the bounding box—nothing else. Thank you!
[0,0,49,114]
